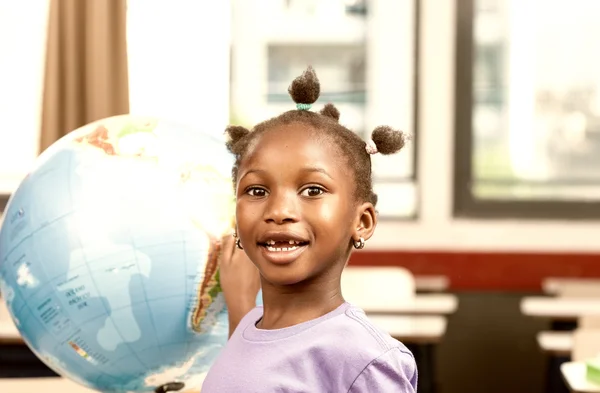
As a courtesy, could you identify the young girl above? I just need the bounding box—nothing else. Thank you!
[202,66,417,392]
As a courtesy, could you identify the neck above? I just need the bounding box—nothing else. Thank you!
[257,272,345,330]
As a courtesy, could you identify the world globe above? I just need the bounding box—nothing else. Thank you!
[0,115,242,392]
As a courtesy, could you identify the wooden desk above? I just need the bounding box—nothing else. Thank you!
[0,377,204,393]
[537,331,573,357]
[0,301,22,344]
[521,297,600,321]
[561,361,600,393]
[368,315,447,344]
[0,321,22,344]
[543,278,600,296]
[414,275,449,293]
[0,300,11,322]
[0,377,97,393]
[360,294,458,315]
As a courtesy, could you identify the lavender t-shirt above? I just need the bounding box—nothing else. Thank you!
[201,302,418,392]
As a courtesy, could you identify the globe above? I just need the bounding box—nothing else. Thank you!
[0,115,241,392]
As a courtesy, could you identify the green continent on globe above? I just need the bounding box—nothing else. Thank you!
[190,237,223,333]
[178,163,234,333]
[73,118,159,159]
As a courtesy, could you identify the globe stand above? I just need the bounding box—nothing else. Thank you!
[154,382,185,392]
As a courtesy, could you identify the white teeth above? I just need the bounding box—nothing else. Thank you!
[265,245,301,252]
[265,239,301,245]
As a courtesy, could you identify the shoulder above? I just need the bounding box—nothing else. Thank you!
[343,305,417,390]
[336,304,413,355]
[347,347,418,393]
[316,304,417,391]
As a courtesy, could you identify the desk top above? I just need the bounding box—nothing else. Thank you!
[368,314,447,344]
[537,331,573,357]
[0,378,98,393]
[543,278,600,295]
[0,301,22,344]
[360,294,458,315]
[414,275,449,292]
[0,321,22,344]
[0,300,10,320]
[521,297,600,321]
[561,361,600,393]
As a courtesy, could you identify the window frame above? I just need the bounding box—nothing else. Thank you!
[454,0,600,220]
[372,0,420,221]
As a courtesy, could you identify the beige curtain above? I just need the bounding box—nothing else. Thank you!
[40,0,130,153]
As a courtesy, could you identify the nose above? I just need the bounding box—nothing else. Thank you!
[263,189,299,224]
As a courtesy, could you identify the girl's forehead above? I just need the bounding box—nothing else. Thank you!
[240,125,346,173]
[247,124,317,154]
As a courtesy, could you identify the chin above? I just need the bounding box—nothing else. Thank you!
[259,266,313,287]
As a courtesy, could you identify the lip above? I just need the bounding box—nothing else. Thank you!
[257,231,309,244]
[259,243,308,265]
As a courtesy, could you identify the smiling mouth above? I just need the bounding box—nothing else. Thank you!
[258,240,309,252]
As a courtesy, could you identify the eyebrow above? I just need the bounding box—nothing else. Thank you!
[239,166,334,181]
[238,168,266,181]
[299,166,334,180]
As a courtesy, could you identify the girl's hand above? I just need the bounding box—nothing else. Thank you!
[219,235,261,337]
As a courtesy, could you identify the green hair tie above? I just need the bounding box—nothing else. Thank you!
[296,103,312,111]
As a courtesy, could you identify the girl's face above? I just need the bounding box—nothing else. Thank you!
[235,123,367,287]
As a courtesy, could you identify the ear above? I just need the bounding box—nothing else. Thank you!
[352,202,377,243]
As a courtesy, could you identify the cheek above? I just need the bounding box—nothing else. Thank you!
[314,204,335,224]
[235,202,256,233]
[309,198,353,230]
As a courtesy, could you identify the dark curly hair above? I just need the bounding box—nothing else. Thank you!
[225,66,408,206]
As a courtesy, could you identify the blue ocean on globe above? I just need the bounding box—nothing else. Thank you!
[0,115,258,392]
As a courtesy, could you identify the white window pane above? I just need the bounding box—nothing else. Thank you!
[371,143,414,179]
[472,0,600,201]
[127,0,230,137]
[0,1,49,194]
[373,182,417,219]
[473,182,600,201]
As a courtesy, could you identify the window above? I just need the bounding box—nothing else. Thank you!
[126,1,231,137]
[0,1,50,211]
[455,0,600,219]
[230,0,419,219]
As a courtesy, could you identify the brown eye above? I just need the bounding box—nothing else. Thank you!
[247,187,268,197]
[301,186,325,197]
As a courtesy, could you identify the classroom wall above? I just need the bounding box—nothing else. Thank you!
[1,0,599,292]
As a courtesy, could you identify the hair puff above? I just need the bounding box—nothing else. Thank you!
[370,126,407,155]
[225,125,250,154]
[288,65,320,105]
[319,103,340,122]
